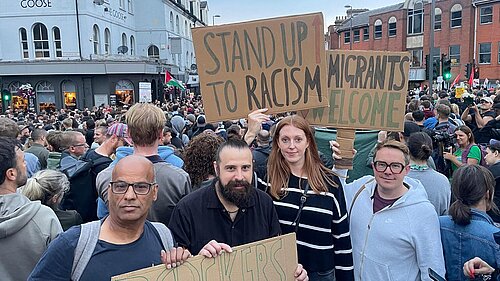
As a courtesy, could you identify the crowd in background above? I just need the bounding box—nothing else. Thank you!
[1,83,500,280]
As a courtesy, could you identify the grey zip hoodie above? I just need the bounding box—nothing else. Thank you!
[0,193,62,281]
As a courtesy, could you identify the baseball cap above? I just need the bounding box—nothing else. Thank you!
[107,123,133,145]
[481,96,494,104]
[489,139,500,151]
[197,115,206,127]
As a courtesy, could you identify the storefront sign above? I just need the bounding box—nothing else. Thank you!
[20,0,52,8]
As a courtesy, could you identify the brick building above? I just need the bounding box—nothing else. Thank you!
[329,0,500,89]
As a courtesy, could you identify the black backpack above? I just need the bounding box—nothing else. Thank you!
[59,154,112,223]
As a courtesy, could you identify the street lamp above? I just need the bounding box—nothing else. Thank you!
[212,14,221,26]
[345,5,353,50]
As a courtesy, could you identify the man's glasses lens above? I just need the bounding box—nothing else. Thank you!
[374,161,405,174]
[111,181,152,195]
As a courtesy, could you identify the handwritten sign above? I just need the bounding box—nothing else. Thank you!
[300,50,411,131]
[112,233,297,281]
[192,13,328,122]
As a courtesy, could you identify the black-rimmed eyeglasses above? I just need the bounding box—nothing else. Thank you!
[110,181,155,195]
[373,161,406,174]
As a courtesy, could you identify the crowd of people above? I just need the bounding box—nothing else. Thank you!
[0,85,499,281]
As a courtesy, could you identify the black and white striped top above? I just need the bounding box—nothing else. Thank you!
[273,174,354,280]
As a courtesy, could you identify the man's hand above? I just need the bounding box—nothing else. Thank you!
[463,257,494,278]
[244,108,270,145]
[199,240,233,258]
[329,140,357,160]
[294,264,309,281]
[161,247,192,269]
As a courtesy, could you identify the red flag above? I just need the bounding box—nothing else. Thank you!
[468,65,474,87]
[164,71,172,84]
[450,74,460,88]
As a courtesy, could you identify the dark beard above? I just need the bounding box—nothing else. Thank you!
[217,178,254,207]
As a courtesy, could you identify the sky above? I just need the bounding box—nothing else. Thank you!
[209,0,404,30]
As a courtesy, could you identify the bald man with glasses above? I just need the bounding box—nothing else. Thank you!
[333,140,445,281]
[29,155,190,281]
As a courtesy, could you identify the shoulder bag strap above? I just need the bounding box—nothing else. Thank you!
[349,178,375,215]
[151,222,175,251]
[71,220,101,281]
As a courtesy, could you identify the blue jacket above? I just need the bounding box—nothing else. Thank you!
[439,209,500,281]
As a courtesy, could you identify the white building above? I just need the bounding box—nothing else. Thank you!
[0,0,209,111]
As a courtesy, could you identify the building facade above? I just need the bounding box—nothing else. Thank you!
[0,0,209,112]
[329,0,500,89]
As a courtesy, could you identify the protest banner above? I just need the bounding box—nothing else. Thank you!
[299,50,410,169]
[112,233,297,281]
[139,82,152,102]
[192,13,329,122]
[300,50,411,131]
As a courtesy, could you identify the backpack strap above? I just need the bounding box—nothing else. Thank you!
[349,178,375,215]
[71,221,101,281]
[151,222,175,250]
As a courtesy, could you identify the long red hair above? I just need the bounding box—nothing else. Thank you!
[267,115,338,199]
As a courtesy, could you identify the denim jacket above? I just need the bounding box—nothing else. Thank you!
[440,209,500,281]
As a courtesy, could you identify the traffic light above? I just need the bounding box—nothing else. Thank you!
[1,90,10,102]
[464,63,471,79]
[442,58,452,81]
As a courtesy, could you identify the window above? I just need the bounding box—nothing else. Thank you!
[410,49,423,67]
[374,19,382,39]
[53,27,62,58]
[344,31,351,44]
[130,36,135,55]
[104,28,111,55]
[120,0,125,9]
[449,45,460,63]
[128,0,133,13]
[388,17,397,37]
[432,48,440,63]
[407,2,423,35]
[122,33,127,47]
[19,28,29,59]
[353,29,360,42]
[148,45,160,59]
[479,43,491,64]
[170,12,174,32]
[33,23,49,58]
[451,4,462,28]
[92,24,100,55]
[176,16,180,34]
[480,6,493,24]
[434,8,442,30]
[184,20,188,37]
[363,27,369,41]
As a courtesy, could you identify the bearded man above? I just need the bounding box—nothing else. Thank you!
[168,139,281,254]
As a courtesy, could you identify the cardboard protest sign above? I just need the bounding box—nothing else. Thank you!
[300,50,411,131]
[112,233,297,281]
[455,87,465,99]
[192,13,328,122]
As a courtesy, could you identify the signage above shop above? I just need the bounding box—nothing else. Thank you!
[20,0,52,8]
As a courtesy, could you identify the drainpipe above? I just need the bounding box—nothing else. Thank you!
[472,2,478,67]
[75,0,83,60]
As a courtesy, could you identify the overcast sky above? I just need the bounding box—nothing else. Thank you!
[209,0,404,29]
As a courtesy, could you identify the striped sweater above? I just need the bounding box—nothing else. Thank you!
[273,174,354,280]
